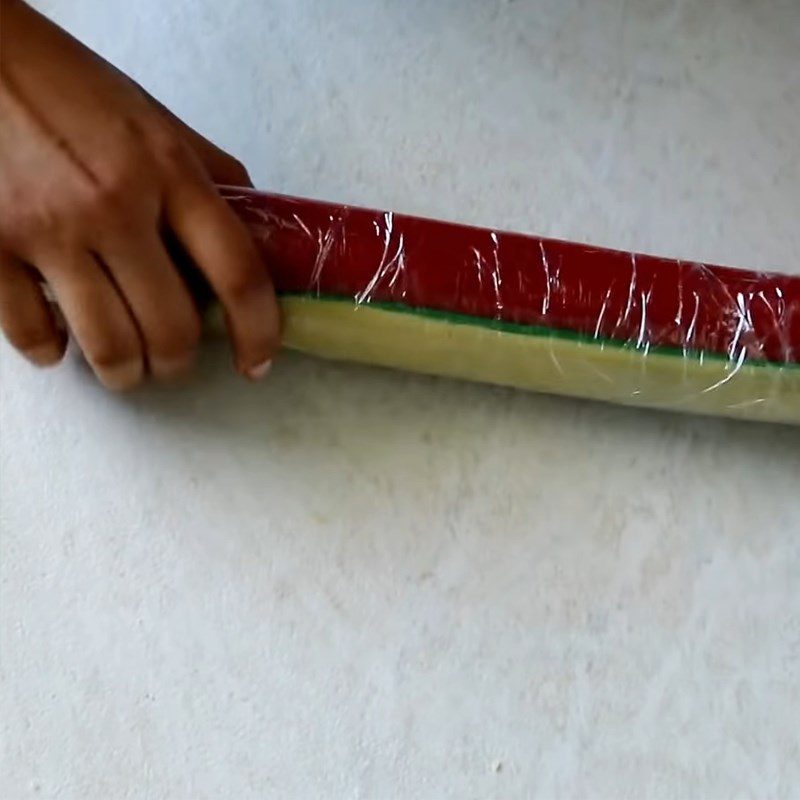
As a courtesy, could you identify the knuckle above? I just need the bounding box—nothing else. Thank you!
[1,176,140,250]
[4,202,67,248]
[225,157,250,184]
[150,128,194,176]
[79,175,132,221]
[86,337,138,372]
[77,158,156,226]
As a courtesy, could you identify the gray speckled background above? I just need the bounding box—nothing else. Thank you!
[2,1,799,797]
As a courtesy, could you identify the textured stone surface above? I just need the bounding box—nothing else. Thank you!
[2,1,799,797]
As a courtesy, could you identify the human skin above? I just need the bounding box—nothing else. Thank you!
[0,0,279,389]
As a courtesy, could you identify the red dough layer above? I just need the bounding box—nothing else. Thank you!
[223,188,800,365]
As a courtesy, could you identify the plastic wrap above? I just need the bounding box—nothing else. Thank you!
[221,187,800,424]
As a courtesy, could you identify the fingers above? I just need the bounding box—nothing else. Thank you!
[0,251,66,366]
[0,1,264,392]
[42,250,145,391]
[165,179,280,378]
[98,230,201,380]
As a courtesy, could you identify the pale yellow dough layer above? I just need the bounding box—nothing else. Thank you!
[212,296,800,424]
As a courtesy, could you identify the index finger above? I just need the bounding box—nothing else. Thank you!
[165,177,280,379]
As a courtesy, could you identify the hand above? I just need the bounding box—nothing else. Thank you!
[0,0,280,389]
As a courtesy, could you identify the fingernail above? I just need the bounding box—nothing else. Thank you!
[246,358,272,381]
[100,360,144,392]
[151,352,196,380]
[25,341,64,367]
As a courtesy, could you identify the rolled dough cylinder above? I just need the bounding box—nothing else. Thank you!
[210,188,800,425]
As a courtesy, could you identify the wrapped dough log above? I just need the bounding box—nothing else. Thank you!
[217,187,799,425]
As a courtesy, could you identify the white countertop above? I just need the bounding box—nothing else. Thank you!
[2,1,799,797]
